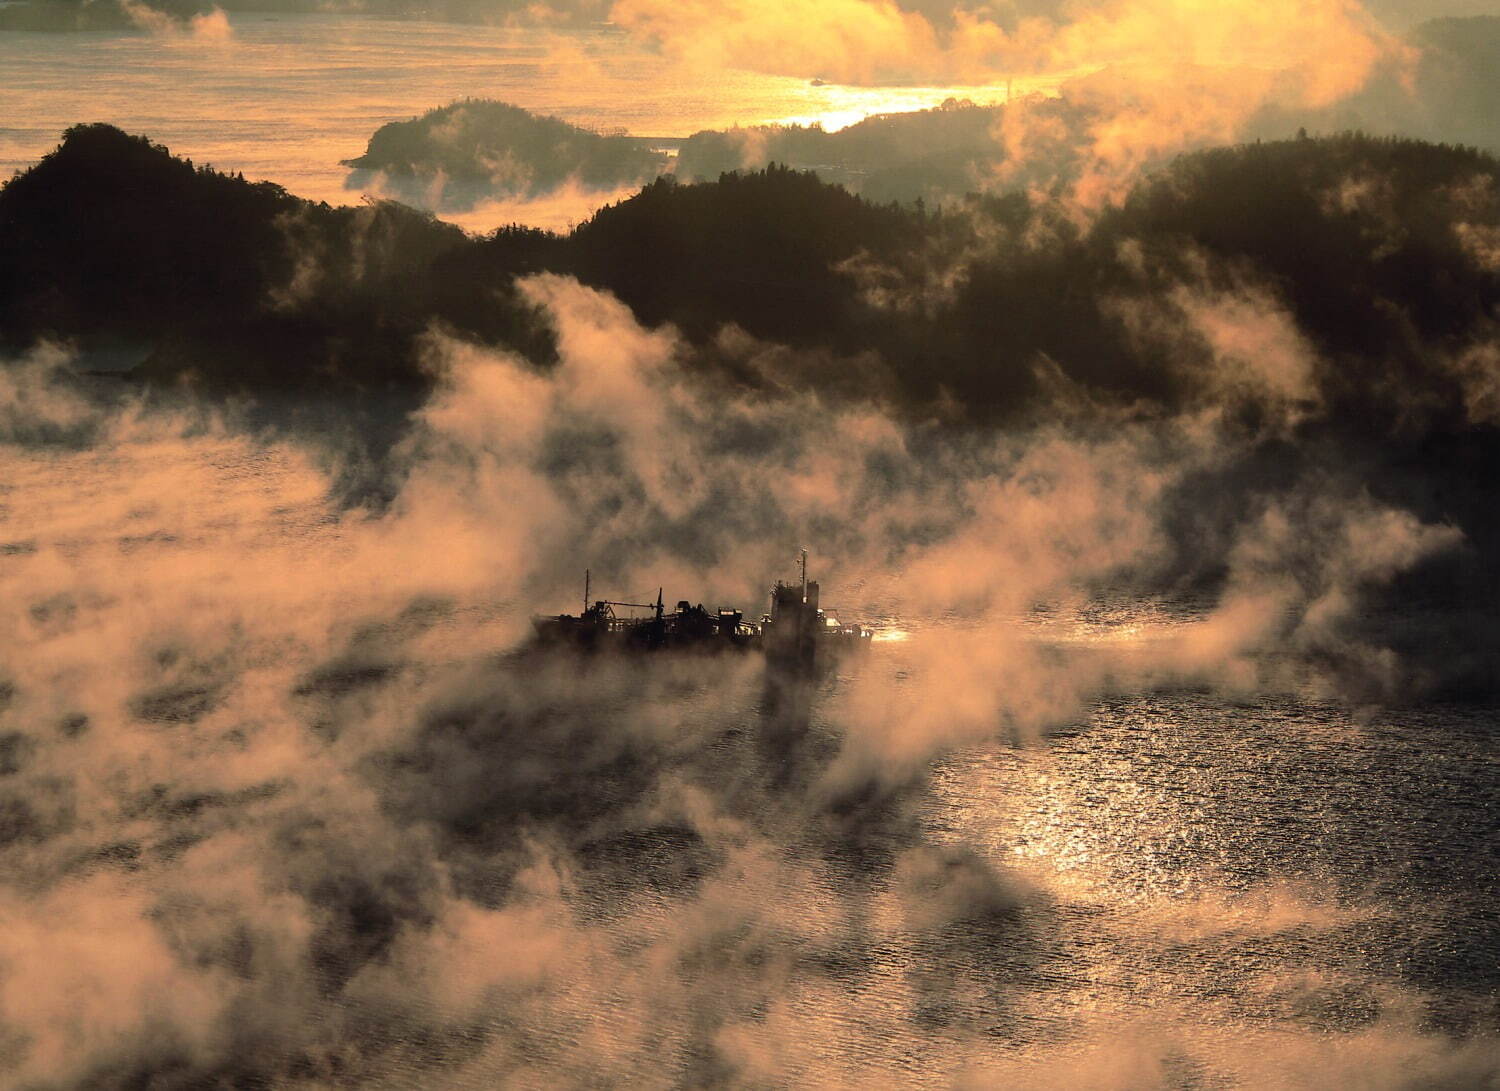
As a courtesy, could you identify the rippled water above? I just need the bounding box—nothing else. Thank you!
[930,688,1500,1039]
[481,638,1500,1084]
[4,411,1497,1083]
[681,615,1497,1071]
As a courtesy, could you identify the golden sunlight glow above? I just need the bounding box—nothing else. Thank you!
[764,71,1076,132]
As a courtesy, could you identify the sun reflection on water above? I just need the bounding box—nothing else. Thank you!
[761,71,1075,132]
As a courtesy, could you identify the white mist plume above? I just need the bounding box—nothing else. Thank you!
[0,275,1476,1086]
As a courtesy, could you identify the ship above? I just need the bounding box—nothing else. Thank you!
[531,551,872,666]
[531,572,756,653]
[760,549,873,670]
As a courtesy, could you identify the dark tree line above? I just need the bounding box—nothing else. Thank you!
[5,123,1499,434]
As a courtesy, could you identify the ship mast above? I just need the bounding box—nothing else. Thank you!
[584,569,590,614]
[800,548,808,603]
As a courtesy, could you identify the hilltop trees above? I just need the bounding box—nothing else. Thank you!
[4,124,1499,435]
[343,100,670,210]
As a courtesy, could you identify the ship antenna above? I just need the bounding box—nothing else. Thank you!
[800,548,808,603]
[656,587,664,619]
[584,569,590,613]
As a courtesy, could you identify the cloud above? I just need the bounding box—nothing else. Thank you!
[1107,247,1323,421]
[607,0,1394,208]
[997,1,1395,207]
[119,0,233,38]
[0,279,1478,1085]
[610,0,944,86]
[0,875,234,1086]
[0,343,103,446]
[610,0,1386,88]
[407,177,645,234]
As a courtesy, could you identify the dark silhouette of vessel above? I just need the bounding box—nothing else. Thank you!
[531,551,872,666]
[760,549,873,670]
[531,571,756,653]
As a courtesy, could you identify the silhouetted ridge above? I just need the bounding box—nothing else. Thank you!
[0,124,555,397]
[343,100,668,209]
[675,98,1007,205]
[0,125,294,340]
[1099,134,1500,423]
[5,126,1500,440]
[567,167,923,345]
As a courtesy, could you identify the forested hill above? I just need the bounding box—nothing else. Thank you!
[3,123,1500,443]
[0,124,502,393]
[342,100,671,210]
[0,127,925,397]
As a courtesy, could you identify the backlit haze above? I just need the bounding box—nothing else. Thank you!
[4,0,1500,1087]
[0,0,1439,232]
[0,15,1066,231]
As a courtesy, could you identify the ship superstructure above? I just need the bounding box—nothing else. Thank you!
[532,571,756,653]
[760,549,873,669]
[531,553,871,664]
